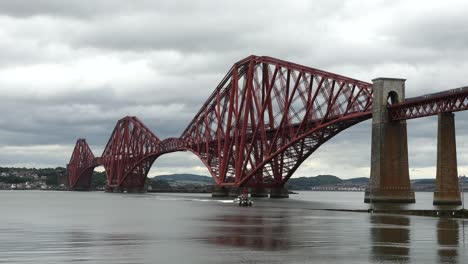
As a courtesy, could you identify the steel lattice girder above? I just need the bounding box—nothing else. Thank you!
[101,116,161,190]
[180,56,374,187]
[67,139,97,190]
[389,86,468,120]
[68,55,468,191]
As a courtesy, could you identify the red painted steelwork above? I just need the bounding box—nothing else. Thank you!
[389,86,468,120]
[67,55,375,191]
[67,139,99,190]
[180,56,373,188]
[66,55,468,192]
[101,116,161,192]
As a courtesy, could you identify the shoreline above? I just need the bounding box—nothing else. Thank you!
[325,208,468,219]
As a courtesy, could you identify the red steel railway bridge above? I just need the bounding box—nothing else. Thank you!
[65,55,468,205]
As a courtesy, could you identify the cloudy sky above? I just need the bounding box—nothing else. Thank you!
[1,0,468,179]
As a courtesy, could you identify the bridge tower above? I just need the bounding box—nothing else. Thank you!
[365,78,415,203]
[434,112,461,205]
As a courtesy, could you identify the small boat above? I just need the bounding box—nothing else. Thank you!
[234,188,253,206]
[234,195,253,206]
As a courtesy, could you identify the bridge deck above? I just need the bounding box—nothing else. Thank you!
[390,86,468,120]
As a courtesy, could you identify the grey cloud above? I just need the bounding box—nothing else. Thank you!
[0,100,194,146]
[0,0,194,18]
[13,0,268,20]
[72,15,260,53]
[0,0,467,179]
[388,11,468,50]
[0,144,72,168]
[0,1,99,18]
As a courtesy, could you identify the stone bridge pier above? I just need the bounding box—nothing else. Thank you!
[365,78,415,203]
[366,78,463,205]
[434,112,461,205]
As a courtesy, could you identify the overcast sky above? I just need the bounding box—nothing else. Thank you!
[1,0,468,179]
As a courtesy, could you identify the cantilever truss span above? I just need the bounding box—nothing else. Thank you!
[67,139,98,190]
[179,56,373,188]
[66,55,468,191]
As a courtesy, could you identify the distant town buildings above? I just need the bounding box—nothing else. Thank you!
[310,184,366,192]
[0,168,65,190]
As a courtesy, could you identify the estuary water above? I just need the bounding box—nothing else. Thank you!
[0,191,466,264]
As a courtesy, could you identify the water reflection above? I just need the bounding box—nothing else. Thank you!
[200,209,292,251]
[370,214,410,263]
[371,203,412,211]
[62,230,154,263]
[437,219,459,263]
[2,192,467,263]
[66,230,151,248]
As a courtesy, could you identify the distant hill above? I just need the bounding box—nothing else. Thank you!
[150,174,363,190]
[152,174,214,183]
[343,177,369,184]
[286,176,462,191]
[150,174,214,189]
[286,175,347,190]
[148,174,467,192]
[286,175,340,190]
[412,178,435,184]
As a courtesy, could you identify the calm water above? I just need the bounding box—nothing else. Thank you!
[0,191,466,263]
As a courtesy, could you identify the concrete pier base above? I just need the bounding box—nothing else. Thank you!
[105,187,145,193]
[364,188,415,203]
[270,187,289,198]
[434,191,462,205]
[228,188,241,197]
[250,188,269,197]
[365,78,415,204]
[434,113,461,205]
[211,186,229,197]
[70,187,90,191]
[129,187,146,193]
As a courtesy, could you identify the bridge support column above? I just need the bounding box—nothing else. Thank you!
[250,187,269,198]
[105,186,146,193]
[228,187,241,197]
[434,112,461,205]
[212,186,229,197]
[270,187,289,198]
[365,78,415,203]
